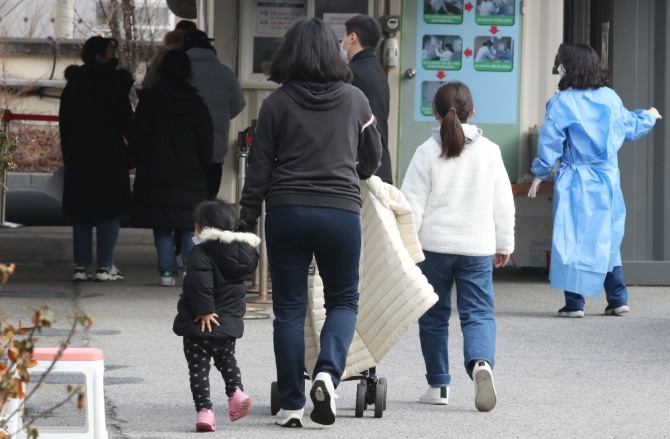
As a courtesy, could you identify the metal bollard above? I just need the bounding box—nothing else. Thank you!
[235,121,271,311]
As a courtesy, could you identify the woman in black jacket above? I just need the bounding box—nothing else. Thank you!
[172,199,260,432]
[130,49,213,286]
[59,36,133,282]
[239,18,382,428]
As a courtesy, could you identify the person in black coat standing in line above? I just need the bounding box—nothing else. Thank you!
[342,15,393,184]
[59,36,133,282]
[130,49,213,286]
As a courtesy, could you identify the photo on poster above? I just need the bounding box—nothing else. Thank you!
[422,35,463,70]
[473,36,513,72]
[423,0,464,25]
[420,81,445,116]
[475,0,515,26]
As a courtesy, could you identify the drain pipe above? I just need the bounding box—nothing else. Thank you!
[54,0,75,39]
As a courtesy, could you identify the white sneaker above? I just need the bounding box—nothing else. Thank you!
[605,305,630,316]
[160,272,176,286]
[310,371,336,425]
[94,265,124,282]
[419,386,449,405]
[275,408,303,428]
[72,266,92,282]
[473,360,497,412]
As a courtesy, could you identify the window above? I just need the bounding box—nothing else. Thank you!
[240,0,374,88]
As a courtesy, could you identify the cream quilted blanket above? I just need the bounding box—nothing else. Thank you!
[304,176,438,379]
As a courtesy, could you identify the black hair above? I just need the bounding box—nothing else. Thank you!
[432,81,474,159]
[193,199,237,232]
[556,43,608,90]
[175,20,197,32]
[268,18,352,84]
[344,14,383,49]
[183,29,215,53]
[81,36,118,65]
[160,49,190,82]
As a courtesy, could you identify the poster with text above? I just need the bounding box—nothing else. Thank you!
[414,0,521,124]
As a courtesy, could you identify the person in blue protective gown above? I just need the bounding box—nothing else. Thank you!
[528,43,661,318]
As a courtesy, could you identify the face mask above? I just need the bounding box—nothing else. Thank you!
[557,63,566,78]
[341,35,350,62]
[192,236,202,245]
[105,57,119,71]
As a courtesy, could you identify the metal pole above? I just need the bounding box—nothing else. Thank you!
[257,202,269,302]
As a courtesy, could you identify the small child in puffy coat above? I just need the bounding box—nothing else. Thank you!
[172,199,260,432]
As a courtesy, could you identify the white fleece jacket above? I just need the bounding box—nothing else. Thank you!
[305,176,438,379]
[401,125,515,256]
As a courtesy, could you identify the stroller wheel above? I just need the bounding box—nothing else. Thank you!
[270,381,280,415]
[355,382,367,417]
[379,377,388,411]
[374,380,386,418]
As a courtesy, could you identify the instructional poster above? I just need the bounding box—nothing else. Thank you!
[415,0,521,123]
[252,0,307,74]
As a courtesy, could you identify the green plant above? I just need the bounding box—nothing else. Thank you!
[0,109,20,192]
[0,293,94,439]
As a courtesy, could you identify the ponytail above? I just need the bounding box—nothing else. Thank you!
[432,81,474,159]
[440,108,465,158]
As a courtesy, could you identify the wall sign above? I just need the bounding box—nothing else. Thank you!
[415,0,522,124]
[240,0,373,87]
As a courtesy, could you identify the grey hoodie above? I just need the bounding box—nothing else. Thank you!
[239,80,382,225]
[187,47,245,163]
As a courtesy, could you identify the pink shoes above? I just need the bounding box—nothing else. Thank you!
[195,408,216,432]
[194,389,251,431]
[228,388,252,422]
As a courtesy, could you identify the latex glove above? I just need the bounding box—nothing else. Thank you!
[649,107,662,119]
[528,177,542,198]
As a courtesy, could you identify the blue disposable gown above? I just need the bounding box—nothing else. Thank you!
[531,87,656,297]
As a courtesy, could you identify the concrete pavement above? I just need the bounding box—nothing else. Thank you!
[1,226,670,438]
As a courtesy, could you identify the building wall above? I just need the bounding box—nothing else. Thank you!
[211,0,565,203]
[517,0,563,177]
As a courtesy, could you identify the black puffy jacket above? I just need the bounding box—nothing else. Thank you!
[173,228,260,340]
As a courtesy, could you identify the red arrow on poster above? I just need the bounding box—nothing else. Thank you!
[464,48,473,58]
[489,25,499,35]
[464,1,473,12]
[436,71,446,80]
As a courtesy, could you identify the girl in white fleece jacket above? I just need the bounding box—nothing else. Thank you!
[401,80,515,413]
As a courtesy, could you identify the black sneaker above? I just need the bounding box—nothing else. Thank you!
[557,306,584,318]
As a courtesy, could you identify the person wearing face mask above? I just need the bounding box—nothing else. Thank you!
[173,199,260,432]
[59,36,134,283]
[343,15,393,184]
[528,43,662,318]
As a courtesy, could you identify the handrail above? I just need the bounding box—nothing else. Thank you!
[1,112,59,123]
[1,110,60,228]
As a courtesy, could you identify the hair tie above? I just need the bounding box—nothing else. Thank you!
[448,107,457,113]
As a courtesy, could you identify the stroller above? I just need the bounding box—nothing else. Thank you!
[269,176,438,418]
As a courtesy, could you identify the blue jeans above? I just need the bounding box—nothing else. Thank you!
[153,228,194,275]
[265,205,361,410]
[418,251,496,387]
[72,216,120,268]
[564,266,628,310]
